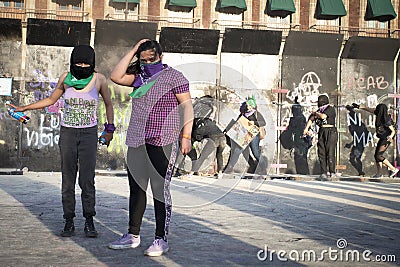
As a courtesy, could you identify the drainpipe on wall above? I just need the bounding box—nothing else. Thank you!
[17,19,28,170]
[216,31,223,123]
[336,37,346,171]
[125,0,129,21]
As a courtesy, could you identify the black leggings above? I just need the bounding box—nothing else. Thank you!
[374,138,391,162]
[126,143,177,240]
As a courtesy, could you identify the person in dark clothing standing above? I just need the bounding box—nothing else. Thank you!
[345,105,368,176]
[303,94,337,179]
[287,102,310,175]
[352,103,398,178]
[12,45,115,238]
[225,96,267,175]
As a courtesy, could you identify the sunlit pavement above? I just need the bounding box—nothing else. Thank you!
[0,171,399,266]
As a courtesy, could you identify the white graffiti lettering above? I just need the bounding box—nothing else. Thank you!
[24,114,60,148]
[353,131,375,147]
[347,75,389,90]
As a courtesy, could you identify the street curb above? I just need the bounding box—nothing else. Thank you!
[0,170,23,175]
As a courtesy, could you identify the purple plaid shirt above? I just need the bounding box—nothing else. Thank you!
[126,66,190,147]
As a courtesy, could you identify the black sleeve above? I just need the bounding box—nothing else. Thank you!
[324,106,336,125]
[256,112,266,127]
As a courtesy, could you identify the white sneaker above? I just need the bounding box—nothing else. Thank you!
[390,168,399,178]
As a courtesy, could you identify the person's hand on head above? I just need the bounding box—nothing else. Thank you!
[133,39,150,51]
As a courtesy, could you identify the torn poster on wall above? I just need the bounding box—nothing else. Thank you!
[0,78,12,96]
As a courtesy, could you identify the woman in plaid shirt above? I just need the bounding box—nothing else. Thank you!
[108,39,193,257]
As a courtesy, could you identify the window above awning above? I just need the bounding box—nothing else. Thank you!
[265,0,296,18]
[111,0,140,3]
[315,0,347,20]
[365,0,397,22]
[168,0,197,8]
[218,0,247,10]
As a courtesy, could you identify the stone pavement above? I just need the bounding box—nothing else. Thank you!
[0,171,399,267]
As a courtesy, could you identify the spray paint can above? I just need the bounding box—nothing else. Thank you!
[99,131,107,145]
[5,101,30,124]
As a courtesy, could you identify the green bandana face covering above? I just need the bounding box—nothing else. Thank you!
[64,72,94,89]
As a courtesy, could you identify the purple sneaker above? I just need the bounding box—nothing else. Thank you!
[108,233,140,250]
[144,239,169,257]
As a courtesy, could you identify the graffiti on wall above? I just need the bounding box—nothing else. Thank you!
[0,109,13,121]
[97,83,132,155]
[341,74,394,176]
[28,69,64,115]
[286,72,321,105]
[344,75,390,91]
[24,113,60,148]
[282,72,323,127]
[278,71,323,175]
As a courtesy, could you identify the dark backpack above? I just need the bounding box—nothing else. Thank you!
[279,130,294,150]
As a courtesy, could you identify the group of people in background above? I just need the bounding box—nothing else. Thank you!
[7,39,399,258]
[302,94,399,180]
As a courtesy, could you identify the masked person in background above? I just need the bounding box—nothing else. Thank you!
[352,103,399,178]
[303,94,337,179]
[11,45,115,238]
[108,39,193,257]
[224,96,267,175]
[181,117,226,178]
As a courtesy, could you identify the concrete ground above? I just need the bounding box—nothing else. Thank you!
[0,171,399,266]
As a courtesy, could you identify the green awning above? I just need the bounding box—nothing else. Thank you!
[365,0,397,22]
[219,0,247,10]
[315,0,347,20]
[168,0,197,8]
[112,0,140,3]
[265,0,296,18]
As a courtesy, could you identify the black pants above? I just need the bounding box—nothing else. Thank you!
[59,125,98,219]
[126,143,177,240]
[317,127,338,174]
[374,138,391,162]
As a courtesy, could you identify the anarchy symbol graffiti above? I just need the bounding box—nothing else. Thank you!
[301,71,322,94]
[287,71,322,103]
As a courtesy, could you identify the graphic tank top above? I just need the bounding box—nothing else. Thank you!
[61,77,99,128]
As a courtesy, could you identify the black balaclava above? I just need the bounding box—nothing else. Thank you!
[374,103,389,128]
[317,95,329,107]
[292,103,302,117]
[70,45,95,79]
